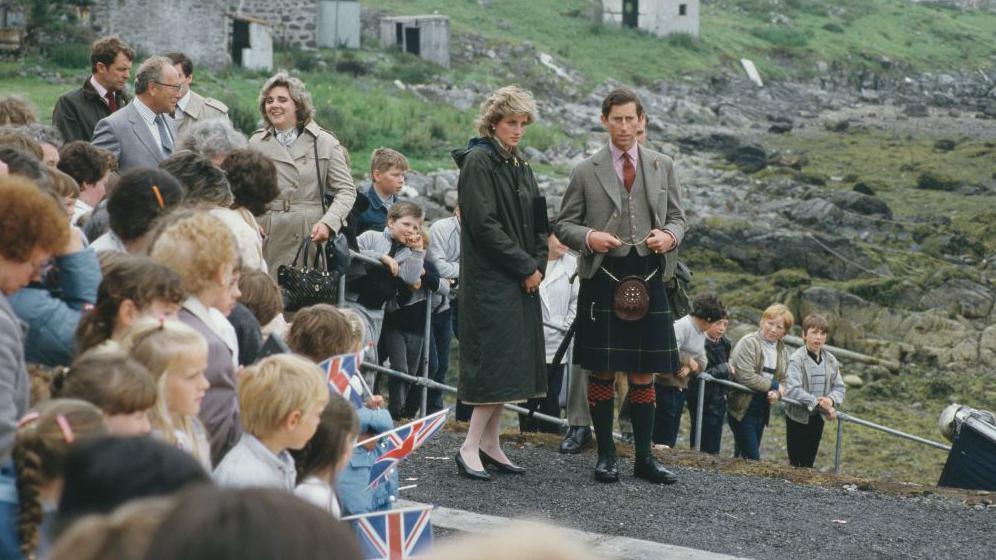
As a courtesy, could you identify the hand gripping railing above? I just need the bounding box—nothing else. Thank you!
[692,373,950,474]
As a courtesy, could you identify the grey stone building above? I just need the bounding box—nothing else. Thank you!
[602,0,700,38]
[379,15,450,68]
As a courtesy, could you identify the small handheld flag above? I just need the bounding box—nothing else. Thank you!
[364,409,449,490]
[321,351,371,409]
[344,505,434,560]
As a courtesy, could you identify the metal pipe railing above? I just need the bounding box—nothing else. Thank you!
[691,372,950,474]
[781,334,901,372]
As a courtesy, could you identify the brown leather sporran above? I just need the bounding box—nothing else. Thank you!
[612,276,651,322]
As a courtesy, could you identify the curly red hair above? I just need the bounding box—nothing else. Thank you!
[0,176,69,261]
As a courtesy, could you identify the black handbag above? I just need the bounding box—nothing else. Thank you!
[312,140,353,277]
[277,238,338,312]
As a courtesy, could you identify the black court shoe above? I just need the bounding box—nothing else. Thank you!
[559,426,593,454]
[455,452,491,481]
[479,450,526,474]
[634,456,678,485]
[594,455,619,483]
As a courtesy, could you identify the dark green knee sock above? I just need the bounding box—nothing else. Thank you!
[628,382,657,460]
[587,377,616,458]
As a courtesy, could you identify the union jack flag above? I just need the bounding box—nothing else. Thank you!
[365,409,449,490]
[344,505,434,560]
[320,351,370,409]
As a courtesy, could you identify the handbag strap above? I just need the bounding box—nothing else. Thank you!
[314,138,327,214]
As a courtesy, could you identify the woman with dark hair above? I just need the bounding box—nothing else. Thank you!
[248,72,356,278]
[219,148,280,273]
[57,141,113,226]
[452,86,548,480]
[89,168,184,254]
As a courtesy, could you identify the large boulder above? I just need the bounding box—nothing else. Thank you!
[980,325,996,368]
[919,278,994,319]
[725,144,767,173]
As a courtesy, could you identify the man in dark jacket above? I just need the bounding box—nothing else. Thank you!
[52,35,134,143]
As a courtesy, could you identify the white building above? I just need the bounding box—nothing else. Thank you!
[602,0,700,39]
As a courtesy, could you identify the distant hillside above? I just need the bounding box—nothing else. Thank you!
[364,0,996,82]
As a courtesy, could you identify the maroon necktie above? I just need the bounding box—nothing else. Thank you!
[105,91,117,112]
[622,152,635,192]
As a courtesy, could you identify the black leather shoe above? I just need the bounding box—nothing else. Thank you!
[594,455,619,483]
[559,426,593,455]
[455,452,491,481]
[634,456,678,485]
[479,451,526,474]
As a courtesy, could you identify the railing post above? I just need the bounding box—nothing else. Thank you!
[337,274,346,306]
[419,289,432,418]
[834,416,844,474]
[694,374,706,452]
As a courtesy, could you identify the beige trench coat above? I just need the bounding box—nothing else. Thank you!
[249,120,356,277]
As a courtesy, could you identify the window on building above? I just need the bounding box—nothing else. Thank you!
[679,4,688,16]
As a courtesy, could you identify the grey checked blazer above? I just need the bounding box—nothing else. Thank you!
[92,101,177,171]
[554,144,686,280]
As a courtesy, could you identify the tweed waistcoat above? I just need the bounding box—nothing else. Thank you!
[606,160,652,258]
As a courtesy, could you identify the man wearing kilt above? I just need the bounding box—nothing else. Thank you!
[555,88,686,484]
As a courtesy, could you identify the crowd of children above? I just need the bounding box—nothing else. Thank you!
[0,69,852,559]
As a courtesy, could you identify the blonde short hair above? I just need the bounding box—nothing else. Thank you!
[475,85,537,138]
[238,354,327,436]
[149,211,238,296]
[258,72,314,130]
[760,303,795,332]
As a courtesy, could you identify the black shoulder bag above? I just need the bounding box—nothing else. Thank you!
[277,237,337,312]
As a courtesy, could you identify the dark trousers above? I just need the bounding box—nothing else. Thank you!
[652,385,685,447]
[428,307,453,414]
[518,364,565,433]
[686,395,726,455]
[786,414,825,468]
[450,299,474,422]
[728,412,767,460]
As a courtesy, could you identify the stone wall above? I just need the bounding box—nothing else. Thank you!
[233,0,319,49]
[91,0,229,69]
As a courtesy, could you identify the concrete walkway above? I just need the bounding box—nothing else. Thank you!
[399,499,751,560]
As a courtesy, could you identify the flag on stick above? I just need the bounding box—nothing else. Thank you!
[344,505,434,560]
[363,409,449,490]
[320,351,370,409]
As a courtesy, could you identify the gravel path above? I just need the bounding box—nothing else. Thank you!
[401,430,994,560]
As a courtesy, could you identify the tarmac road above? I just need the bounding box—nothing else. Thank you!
[400,430,995,560]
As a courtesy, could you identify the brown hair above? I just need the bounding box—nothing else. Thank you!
[601,87,644,118]
[0,130,44,160]
[387,200,423,223]
[90,35,135,73]
[286,304,353,362]
[163,51,193,77]
[48,497,176,560]
[802,313,830,335]
[290,393,359,485]
[76,255,186,353]
[57,347,158,415]
[58,141,112,187]
[370,147,410,175]
[237,269,283,326]
[221,148,279,216]
[0,95,37,126]
[13,399,107,558]
[48,167,80,200]
[0,176,69,262]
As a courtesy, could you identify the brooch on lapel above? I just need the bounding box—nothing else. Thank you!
[653,159,660,170]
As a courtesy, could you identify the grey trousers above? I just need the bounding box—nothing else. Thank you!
[565,365,592,427]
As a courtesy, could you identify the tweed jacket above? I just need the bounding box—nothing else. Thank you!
[554,144,686,280]
[51,76,130,142]
[249,120,356,277]
[91,101,177,171]
[175,90,230,135]
[727,331,790,421]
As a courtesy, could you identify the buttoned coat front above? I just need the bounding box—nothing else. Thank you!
[91,101,177,171]
[554,144,686,280]
[249,121,357,277]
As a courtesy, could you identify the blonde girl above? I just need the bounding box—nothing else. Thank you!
[4,399,106,560]
[120,318,212,471]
